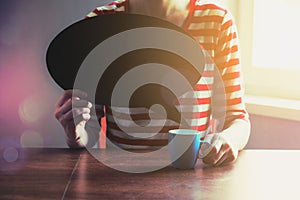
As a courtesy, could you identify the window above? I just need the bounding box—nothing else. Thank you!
[237,0,300,100]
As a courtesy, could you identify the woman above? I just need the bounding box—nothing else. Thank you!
[54,0,250,166]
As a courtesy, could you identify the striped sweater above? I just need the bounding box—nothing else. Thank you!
[86,0,249,148]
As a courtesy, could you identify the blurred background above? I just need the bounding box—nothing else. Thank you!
[0,0,105,148]
[1,0,300,149]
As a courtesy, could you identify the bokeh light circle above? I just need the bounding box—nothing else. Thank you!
[18,94,47,124]
[3,147,19,163]
[20,130,44,147]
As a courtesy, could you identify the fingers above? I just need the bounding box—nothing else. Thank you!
[203,144,230,165]
[59,98,92,114]
[214,154,227,166]
[59,107,91,123]
[54,90,93,128]
[55,98,91,118]
[55,89,88,108]
[198,139,217,159]
[56,103,92,126]
[201,137,237,166]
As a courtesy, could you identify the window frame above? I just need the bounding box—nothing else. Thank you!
[236,1,300,101]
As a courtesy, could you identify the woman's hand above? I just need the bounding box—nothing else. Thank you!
[54,89,92,148]
[199,133,239,166]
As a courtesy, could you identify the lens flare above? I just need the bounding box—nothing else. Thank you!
[3,147,19,163]
[18,94,47,124]
[20,130,44,147]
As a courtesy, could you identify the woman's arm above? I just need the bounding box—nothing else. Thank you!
[201,8,251,166]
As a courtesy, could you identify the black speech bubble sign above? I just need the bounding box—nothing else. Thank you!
[46,13,205,125]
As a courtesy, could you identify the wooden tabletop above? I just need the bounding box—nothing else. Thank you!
[1,148,300,200]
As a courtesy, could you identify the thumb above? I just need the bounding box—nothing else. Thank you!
[198,133,221,158]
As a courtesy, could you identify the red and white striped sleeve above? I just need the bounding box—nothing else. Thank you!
[213,9,249,129]
[85,0,128,18]
[185,2,250,149]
